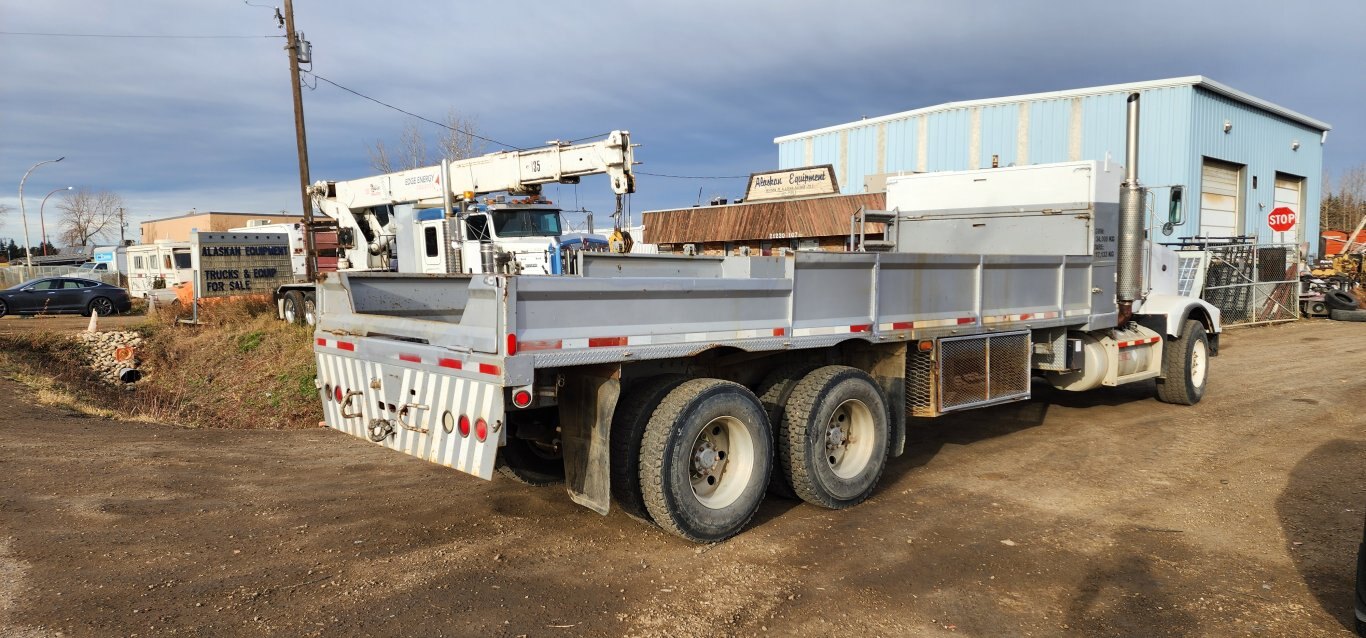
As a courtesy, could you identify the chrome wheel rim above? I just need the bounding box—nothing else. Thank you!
[689,416,754,509]
[1190,339,1208,387]
[283,301,297,323]
[825,398,875,479]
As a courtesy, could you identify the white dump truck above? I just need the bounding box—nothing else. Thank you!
[311,94,1219,542]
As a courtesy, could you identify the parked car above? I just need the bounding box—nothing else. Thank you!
[0,277,132,317]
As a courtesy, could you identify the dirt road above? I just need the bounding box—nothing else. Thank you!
[2,320,1364,637]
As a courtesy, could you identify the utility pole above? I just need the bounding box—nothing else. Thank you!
[118,207,126,245]
[282,0,317,281]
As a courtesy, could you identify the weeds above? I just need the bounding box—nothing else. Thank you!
[0,295,323,430]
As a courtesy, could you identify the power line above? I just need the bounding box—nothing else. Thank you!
[0,31,284,39]
[305,72,523,151]
[637,171,749,180]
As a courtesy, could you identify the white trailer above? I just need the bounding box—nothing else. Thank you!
[311,94,1219,542]
[125,240,193,300]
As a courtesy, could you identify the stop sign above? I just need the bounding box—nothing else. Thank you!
[1268,206,1296,232]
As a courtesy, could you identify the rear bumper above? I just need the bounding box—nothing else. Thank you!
[314,337,505,480]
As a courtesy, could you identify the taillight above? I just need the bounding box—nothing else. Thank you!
[334,386,343,403]
[458,415,471,438]
[474,418,488,442]
[506,333,518,356]
[512,389,532,408]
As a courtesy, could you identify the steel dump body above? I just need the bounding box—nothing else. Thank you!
[317,250,1112,381]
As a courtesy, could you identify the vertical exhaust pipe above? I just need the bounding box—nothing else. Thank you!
[1116,92,1143,322]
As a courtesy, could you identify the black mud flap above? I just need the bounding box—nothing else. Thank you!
[557,364,621,515]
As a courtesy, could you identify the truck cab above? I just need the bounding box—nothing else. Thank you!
[410,198,564,276]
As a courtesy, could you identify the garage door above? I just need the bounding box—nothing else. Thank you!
[1199,158,1243,238]
[1272,173,1303,245]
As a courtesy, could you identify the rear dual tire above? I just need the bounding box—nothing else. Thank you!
[778,366,890,509]
[639,378,772,543]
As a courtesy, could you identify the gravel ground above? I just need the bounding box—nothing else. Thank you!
[2,319,1364,637]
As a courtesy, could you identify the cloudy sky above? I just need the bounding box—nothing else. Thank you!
[2,0,1362,245]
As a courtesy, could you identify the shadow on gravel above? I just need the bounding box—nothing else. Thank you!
[1064,533,1201,637]
[1275,437,1366,633]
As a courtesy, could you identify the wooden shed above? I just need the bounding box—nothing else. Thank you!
[642,192,885,255]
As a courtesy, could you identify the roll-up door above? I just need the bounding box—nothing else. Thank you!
[1199,158,1243,238]
[1272,173,1303,245]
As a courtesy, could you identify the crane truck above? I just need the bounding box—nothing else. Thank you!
[310,93,1220,543]
[270,131,636,324]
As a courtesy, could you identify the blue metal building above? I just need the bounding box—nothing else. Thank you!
[775,77,1330,250]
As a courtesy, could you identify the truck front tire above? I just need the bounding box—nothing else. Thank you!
[779,366,890,509]
[639,378,772,543]
[1156,320,1209,406]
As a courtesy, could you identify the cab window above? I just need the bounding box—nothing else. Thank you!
[424,226,439,257]
[466,215,491,241]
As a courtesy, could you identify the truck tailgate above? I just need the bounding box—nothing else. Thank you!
[316,335,503,479]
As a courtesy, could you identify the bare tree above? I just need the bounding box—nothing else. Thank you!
[440,109,485,161]
[56,188,123,246]
[365,111,484,173]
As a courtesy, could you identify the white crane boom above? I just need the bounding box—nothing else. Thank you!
[316,130,634,210]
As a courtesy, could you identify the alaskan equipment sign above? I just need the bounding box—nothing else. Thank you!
[191,232,295,298]
[744,165,840,202]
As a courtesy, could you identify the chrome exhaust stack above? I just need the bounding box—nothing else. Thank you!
[1116,92,1143,322]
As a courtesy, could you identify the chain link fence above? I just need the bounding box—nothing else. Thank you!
[1196,242,1300,326]
[0,265,121,289]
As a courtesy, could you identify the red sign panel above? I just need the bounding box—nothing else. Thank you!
[1268,206,1296,232]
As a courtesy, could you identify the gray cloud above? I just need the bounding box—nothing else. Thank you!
[2,0,1361,244]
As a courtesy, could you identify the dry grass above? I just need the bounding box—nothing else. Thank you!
[0,296,323,429]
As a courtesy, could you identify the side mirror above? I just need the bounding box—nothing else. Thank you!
[1168,186,1185,225]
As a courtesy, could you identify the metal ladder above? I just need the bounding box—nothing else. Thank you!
[848,207,900,252]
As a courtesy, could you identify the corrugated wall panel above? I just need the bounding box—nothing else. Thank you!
[778,140,803,169]
[884,117,918,174]
[845,125,878,193]
[810,132,839,174]
[1028,98,1072,164]
[925,109,971,172]
[1190,88,1323,245]
[978,103,1019,168]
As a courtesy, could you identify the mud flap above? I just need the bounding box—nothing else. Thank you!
[558,364,621,515]
[848,342,907,457]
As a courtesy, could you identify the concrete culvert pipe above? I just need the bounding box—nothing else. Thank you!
[118,368,143,384]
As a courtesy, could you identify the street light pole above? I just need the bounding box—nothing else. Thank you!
[17,156,65,276]
[38,186,73,257]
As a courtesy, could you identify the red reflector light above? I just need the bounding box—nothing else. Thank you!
[337,341,355,351]
[956,317,974,325]
[518,339,562,352]
[334,386,343,402]
[458,415,471,437]
[588,336,628,348]
[512,390,532,408]
[474,418,488,442]
[478,363,500,376]
[849,324,871,333]
[399,353,421,363]
[772,327,786,337]
[315,338,326,346]
[506,333,518,356]
[438,358,462,369]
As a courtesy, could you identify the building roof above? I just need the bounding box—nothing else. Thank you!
[643,193,885,244]
[140,211,302,224]
[774,76,1331,144]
